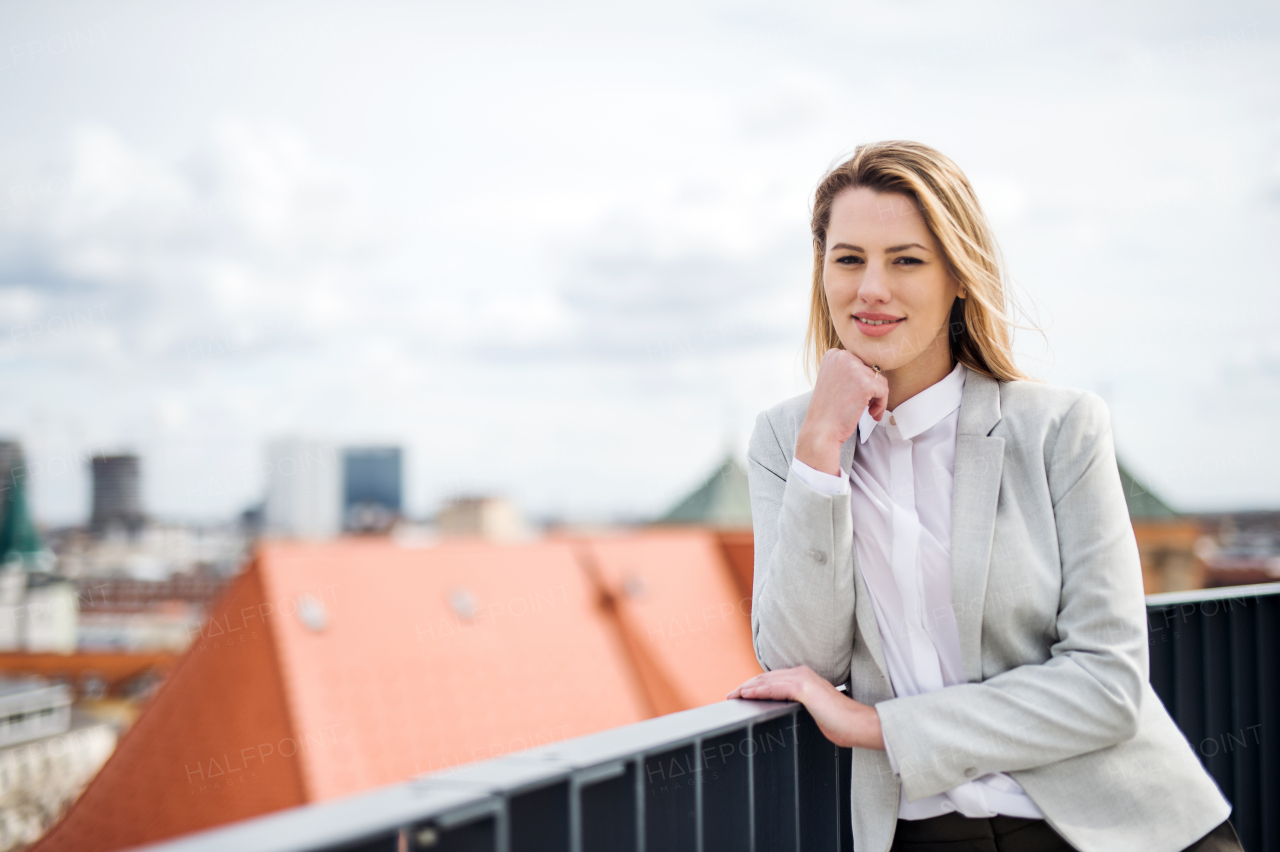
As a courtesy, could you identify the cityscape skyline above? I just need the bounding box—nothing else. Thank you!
[1,1,1277,528]
[3,431,742,528]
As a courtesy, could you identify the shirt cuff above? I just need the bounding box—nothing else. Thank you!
[878,706,900,775]
[789,456,850,496]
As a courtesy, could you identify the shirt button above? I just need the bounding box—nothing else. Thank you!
[806,549,828,565]
[963,767,978,779]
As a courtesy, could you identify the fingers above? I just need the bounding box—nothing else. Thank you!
[727,673,772,699]
[866,372,889,420]
[732,675,788,695]
[834,350,889,408]
[805,350,896,462]
[727,668,809,702]
[728,665,827,699]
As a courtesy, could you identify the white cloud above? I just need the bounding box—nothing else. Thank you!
[0,121,381,363]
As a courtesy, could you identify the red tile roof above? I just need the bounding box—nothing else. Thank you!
[579,532,759,710]
[33,529,760,851]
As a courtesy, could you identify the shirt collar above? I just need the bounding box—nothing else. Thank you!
[857,361,967,443]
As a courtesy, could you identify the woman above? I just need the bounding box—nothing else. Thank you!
[727,141,1240,852]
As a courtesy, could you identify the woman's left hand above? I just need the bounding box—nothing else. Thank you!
[727,665,886,751]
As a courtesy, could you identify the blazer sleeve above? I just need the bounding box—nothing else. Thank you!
[875,392,1149,802]
[748,408,858,684]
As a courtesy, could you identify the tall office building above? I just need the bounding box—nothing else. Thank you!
[264,439,342,540]
[90,454,145,536]
[342,447,403,533]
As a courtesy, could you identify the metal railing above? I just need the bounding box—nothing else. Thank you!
[129,582,1280,852]
[1146,581,1280,852]
[132,698,844,852]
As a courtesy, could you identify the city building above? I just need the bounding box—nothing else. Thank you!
[0,674,116,852]
[74,575,229,653]
[1193,510,1280,587]
[22,576,78,653]
[263,439,342,540]
[342,446,403,533]
[0,568,77,654]
[0,675,72,748]
[52,522,246,581]
[89,455,145,538]
[436,496,528,541]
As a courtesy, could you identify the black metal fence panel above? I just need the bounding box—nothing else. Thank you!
[700,728,751,852]
[644,744,698,852]
[751,714,799,852]
[579,762,636,852]
[509,782,569,852]
[1147,584,1280,852]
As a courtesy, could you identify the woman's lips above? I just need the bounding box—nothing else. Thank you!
[853,315,905,338]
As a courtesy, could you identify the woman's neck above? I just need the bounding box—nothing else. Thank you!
[882,339,955,411]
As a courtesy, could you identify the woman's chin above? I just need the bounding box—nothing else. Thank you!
[840,342,896,370]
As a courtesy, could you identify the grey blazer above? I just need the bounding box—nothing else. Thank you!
[748,371,1230,852]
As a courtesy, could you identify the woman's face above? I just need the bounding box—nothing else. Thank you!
[823,187,964,374]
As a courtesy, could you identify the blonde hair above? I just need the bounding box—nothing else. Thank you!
[806,141,1027,382]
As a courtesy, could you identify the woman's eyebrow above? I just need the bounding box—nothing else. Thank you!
[828,242,931,253]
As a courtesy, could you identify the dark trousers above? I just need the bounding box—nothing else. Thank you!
[888,812,1244,852]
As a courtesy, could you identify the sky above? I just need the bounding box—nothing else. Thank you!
[0,0,1277,526]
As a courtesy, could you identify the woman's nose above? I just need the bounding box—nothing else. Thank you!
[858,266,891,303]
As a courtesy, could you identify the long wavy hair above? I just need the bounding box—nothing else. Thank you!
[806,141,1027,382]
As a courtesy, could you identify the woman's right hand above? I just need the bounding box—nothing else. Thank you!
[794,349,889,476]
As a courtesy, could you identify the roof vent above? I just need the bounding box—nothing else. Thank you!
[297,594,328,633]
[623,574,648,600]
[449,587,477,621]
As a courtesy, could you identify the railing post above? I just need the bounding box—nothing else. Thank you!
[634,755,646,852]
[747,717,756,852]
[569,775,582,852]
[694,737,704,852]
[791,707,801,852]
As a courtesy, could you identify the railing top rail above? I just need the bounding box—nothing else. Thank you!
[128,698,797,852]
[431,694,795,788]
[133,783,496,852]
[1144,580,1280,607]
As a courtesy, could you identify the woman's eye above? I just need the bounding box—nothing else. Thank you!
[836,255,863,265]
[895,257,923,265]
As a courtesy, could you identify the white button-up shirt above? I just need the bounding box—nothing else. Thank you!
[790,361,1043,821]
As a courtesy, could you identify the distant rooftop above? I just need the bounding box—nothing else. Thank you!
[1117,459,1179,520]
[658,454,751,528]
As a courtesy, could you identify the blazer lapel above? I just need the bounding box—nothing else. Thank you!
[950,372,1005,683]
